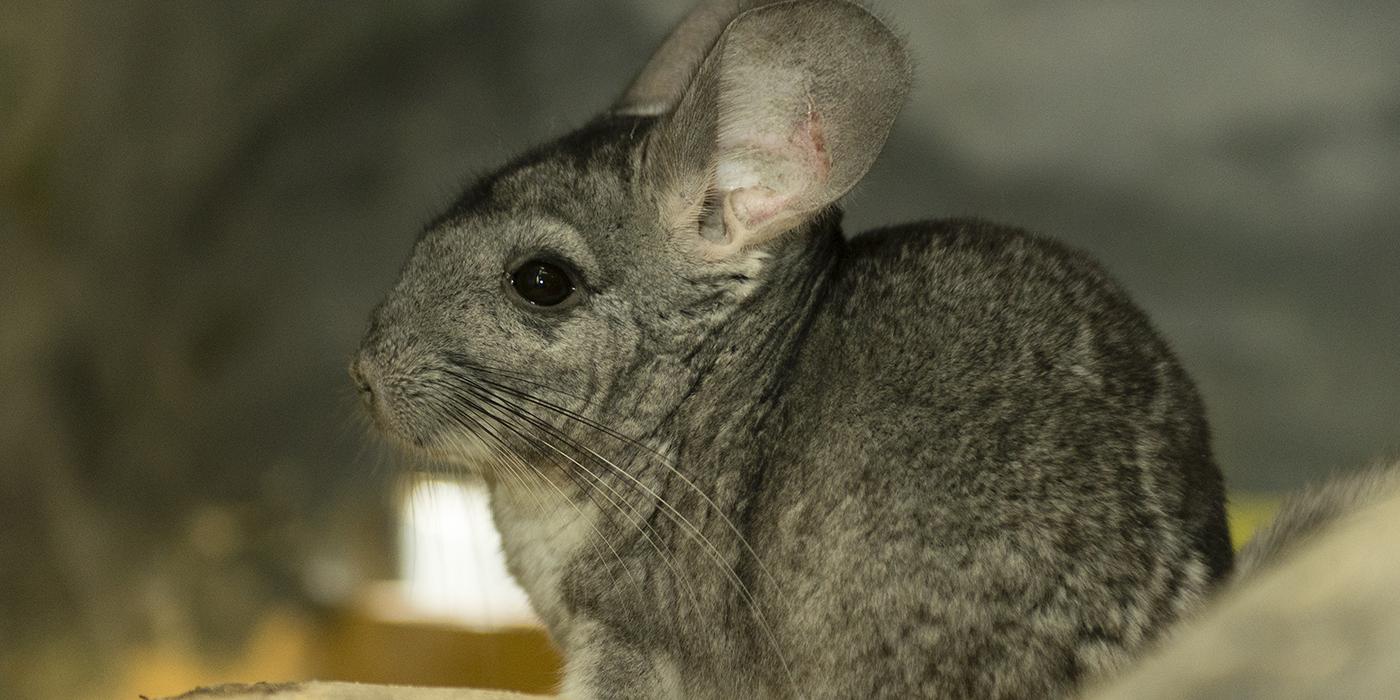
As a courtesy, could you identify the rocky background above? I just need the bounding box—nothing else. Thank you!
[2,1,1397,698]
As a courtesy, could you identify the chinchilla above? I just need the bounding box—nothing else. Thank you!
[351,0,1235,697]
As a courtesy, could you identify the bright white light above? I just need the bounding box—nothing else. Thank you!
[398,475,537,627]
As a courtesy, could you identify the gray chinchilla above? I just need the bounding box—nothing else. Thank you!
[352,1,1234,697]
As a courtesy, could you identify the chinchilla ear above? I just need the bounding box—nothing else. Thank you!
[643,0,910,259]
[614,1,786,117]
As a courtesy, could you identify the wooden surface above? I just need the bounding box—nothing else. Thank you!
[316,607,560,694]
[1090,486,1400,698]
[158,681,550,699]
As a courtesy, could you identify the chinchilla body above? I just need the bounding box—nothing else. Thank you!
[353,1,1233,697]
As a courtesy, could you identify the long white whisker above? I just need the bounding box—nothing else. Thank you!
[465,382,796,694]
[432,396,639,583]
[465,368,788,607]
[458,384,711,626]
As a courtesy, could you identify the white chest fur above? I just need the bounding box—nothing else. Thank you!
[488,480,600,638]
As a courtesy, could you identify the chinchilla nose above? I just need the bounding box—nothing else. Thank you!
[353,308,397,410]
[349,355,379,410]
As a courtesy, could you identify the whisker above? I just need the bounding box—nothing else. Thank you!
[459,368,788,601]
[446,355,588,402]
[443,383,699,590]
[426,387,653,611]
[456,377,795,692]
[462,387,713,638]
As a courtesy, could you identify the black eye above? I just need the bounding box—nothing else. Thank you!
[508,258,577,308]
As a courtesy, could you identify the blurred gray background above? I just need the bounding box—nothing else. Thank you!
[2,1,1397,698]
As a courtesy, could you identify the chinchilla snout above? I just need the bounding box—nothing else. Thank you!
[352,281,528,467]
[350,338,419,446]
[351,306,441,448]
[348,355,375,411]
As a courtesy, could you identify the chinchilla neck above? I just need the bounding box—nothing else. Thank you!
[670,210,845,476]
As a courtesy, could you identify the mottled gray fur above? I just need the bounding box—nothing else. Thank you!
[354,1,1233,697]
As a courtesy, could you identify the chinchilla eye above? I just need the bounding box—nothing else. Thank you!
[507,258,577,308]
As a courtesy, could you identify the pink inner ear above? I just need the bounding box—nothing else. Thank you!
[719,105,833,232]
[729,186,788,227]
[794,101,833,185]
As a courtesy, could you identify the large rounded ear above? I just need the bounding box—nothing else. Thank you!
[643,0,911,259]
[614,1,785,117]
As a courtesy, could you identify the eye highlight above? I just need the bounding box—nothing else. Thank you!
[506,258,578,308]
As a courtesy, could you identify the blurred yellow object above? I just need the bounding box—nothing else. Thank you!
[116,608,316,700]
[118,588,559,700]
[318,590,560,694]
[1227,494,1283,551]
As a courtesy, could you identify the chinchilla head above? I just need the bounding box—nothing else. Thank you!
[353,0,909,470]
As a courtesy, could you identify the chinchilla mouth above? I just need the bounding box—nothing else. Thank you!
[386,355,614,476]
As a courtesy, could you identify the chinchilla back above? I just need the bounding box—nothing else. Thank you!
[750,220,1234,697]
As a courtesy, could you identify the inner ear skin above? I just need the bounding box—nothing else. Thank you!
[682,106,831,257]
[642,1,908,262]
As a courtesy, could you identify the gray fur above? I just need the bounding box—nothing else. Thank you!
[354,1,1232,697]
